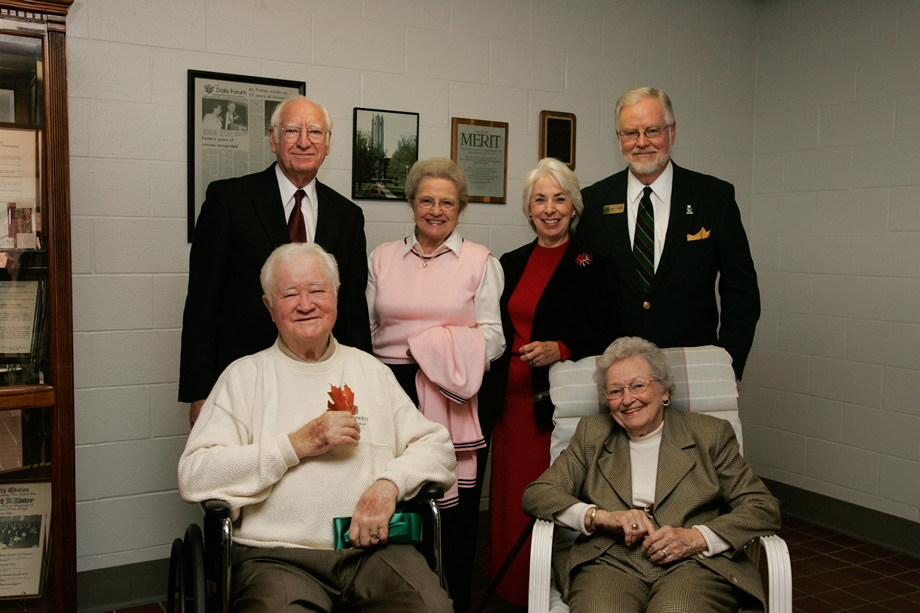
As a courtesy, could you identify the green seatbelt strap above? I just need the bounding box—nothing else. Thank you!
[333,511,423,550]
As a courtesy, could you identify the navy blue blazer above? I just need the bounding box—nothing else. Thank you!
[577,163,759,377]
[179,164,371,403]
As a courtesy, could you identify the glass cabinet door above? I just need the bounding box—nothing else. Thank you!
[0,32,48,389]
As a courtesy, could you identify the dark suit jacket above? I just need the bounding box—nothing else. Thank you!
[179,164,371,403]
[522,410,781,608]
[487,239,620,428]
[577,163,760,377]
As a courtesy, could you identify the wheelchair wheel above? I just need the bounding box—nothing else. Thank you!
[183,524,207,613]
[168,537,188,613]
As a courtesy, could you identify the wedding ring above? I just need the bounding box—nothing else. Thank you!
[661,548,669,557]
[631,523,639,530]
[370,532,380,540]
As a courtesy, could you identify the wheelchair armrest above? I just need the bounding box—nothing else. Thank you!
[200,499,232,613]
[411,482,444,502]
[201,499,231,519]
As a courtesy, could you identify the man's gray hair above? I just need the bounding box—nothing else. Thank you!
[260,242,340,306]
[594,336,675,398]
[521,157,584,232]
[614,87,675,128]
[269,95,333,143]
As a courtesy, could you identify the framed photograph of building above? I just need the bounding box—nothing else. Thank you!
[539,110,576,170]
[450,117,508,204]
[351,108,419,201]
[187,70,305,242]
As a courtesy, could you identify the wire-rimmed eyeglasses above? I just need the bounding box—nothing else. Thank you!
[605,379,657,400]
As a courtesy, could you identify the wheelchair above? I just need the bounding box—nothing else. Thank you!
[167,483,445,613]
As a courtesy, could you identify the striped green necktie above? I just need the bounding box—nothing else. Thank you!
[634,186,655,293]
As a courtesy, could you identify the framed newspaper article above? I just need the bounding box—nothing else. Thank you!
[351,107,419,201]
[0,481,51,599]
[187,71,305,242]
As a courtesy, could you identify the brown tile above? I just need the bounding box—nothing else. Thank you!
[802,538,848,556]
[880,596,920,613]
[853,542,901,559]
[849,602,897,613]
[793,595,843,613]
[829,547,875,565]
[886,554,920,570]
[824,532,866,548]
[845,580,902,602]
[816,587,868,607]
[837,563,884,583]
[872,575,919,597]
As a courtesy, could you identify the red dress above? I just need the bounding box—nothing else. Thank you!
[488,243,570,605]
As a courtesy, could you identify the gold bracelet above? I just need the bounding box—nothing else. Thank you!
[589,507,597,532]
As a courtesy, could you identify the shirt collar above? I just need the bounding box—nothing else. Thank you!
[277,334,336,362]
[275,164,318,213]
[401,227,464,257]
[626,160,674,205]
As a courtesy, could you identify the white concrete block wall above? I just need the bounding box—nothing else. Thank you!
[746,0,920,521]
[64,0,919,576]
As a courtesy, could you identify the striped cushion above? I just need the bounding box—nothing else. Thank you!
[547,345,742,461]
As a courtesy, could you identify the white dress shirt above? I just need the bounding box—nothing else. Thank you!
[276,165,318,243]
[626,162,673,271]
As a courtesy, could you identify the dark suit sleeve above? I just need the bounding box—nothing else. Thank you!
[179,182,232,403]
[713,185,759,378]
[334,207,371,353]
[315,186,371,353]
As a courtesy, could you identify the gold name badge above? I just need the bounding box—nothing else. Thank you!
[603,203,625,215]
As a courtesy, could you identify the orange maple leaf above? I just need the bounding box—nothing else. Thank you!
[326,383,358,414]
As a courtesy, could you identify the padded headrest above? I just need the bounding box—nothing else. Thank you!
[547,345,742,461]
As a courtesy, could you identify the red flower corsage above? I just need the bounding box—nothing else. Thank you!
[575,252,592,267]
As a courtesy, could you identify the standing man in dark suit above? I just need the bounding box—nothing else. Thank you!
[180,95,371,425]
[577,88,759,378]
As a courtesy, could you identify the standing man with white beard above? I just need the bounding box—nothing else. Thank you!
[577,87,759,379]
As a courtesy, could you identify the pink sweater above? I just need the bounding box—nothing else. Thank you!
[370,238,492,364]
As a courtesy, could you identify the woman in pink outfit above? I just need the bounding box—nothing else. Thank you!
[367,157,504,611]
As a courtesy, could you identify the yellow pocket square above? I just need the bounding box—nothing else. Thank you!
[687,227,711,241]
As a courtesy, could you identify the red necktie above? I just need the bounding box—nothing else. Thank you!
[288,189,307,243]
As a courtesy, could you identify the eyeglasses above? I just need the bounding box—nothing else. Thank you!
[605,379,656,400]
[617,125,671,143]
[279,125,328,143]
[415,197,458,211]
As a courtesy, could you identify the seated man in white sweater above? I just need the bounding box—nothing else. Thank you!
[178,242,456,612]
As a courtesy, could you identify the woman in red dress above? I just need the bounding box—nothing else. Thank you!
[486,158,619,606]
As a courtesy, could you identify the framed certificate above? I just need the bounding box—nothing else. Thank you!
[450,117,508,204]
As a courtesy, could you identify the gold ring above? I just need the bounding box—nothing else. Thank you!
[370,532,380,540]
[631,523,639,530]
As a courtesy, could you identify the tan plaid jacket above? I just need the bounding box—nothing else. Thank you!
[522,409,781,608]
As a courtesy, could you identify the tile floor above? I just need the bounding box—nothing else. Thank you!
[111,514,920,613]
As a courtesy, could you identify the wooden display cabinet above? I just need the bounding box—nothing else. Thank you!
[0,1,75,610]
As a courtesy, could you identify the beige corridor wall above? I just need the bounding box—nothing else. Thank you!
[65,0,918,576]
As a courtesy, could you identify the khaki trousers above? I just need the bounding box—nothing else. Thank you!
[567,554,759,613]
[231,543,451,612]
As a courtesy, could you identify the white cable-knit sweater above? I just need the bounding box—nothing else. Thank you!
[178,338,457,550]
